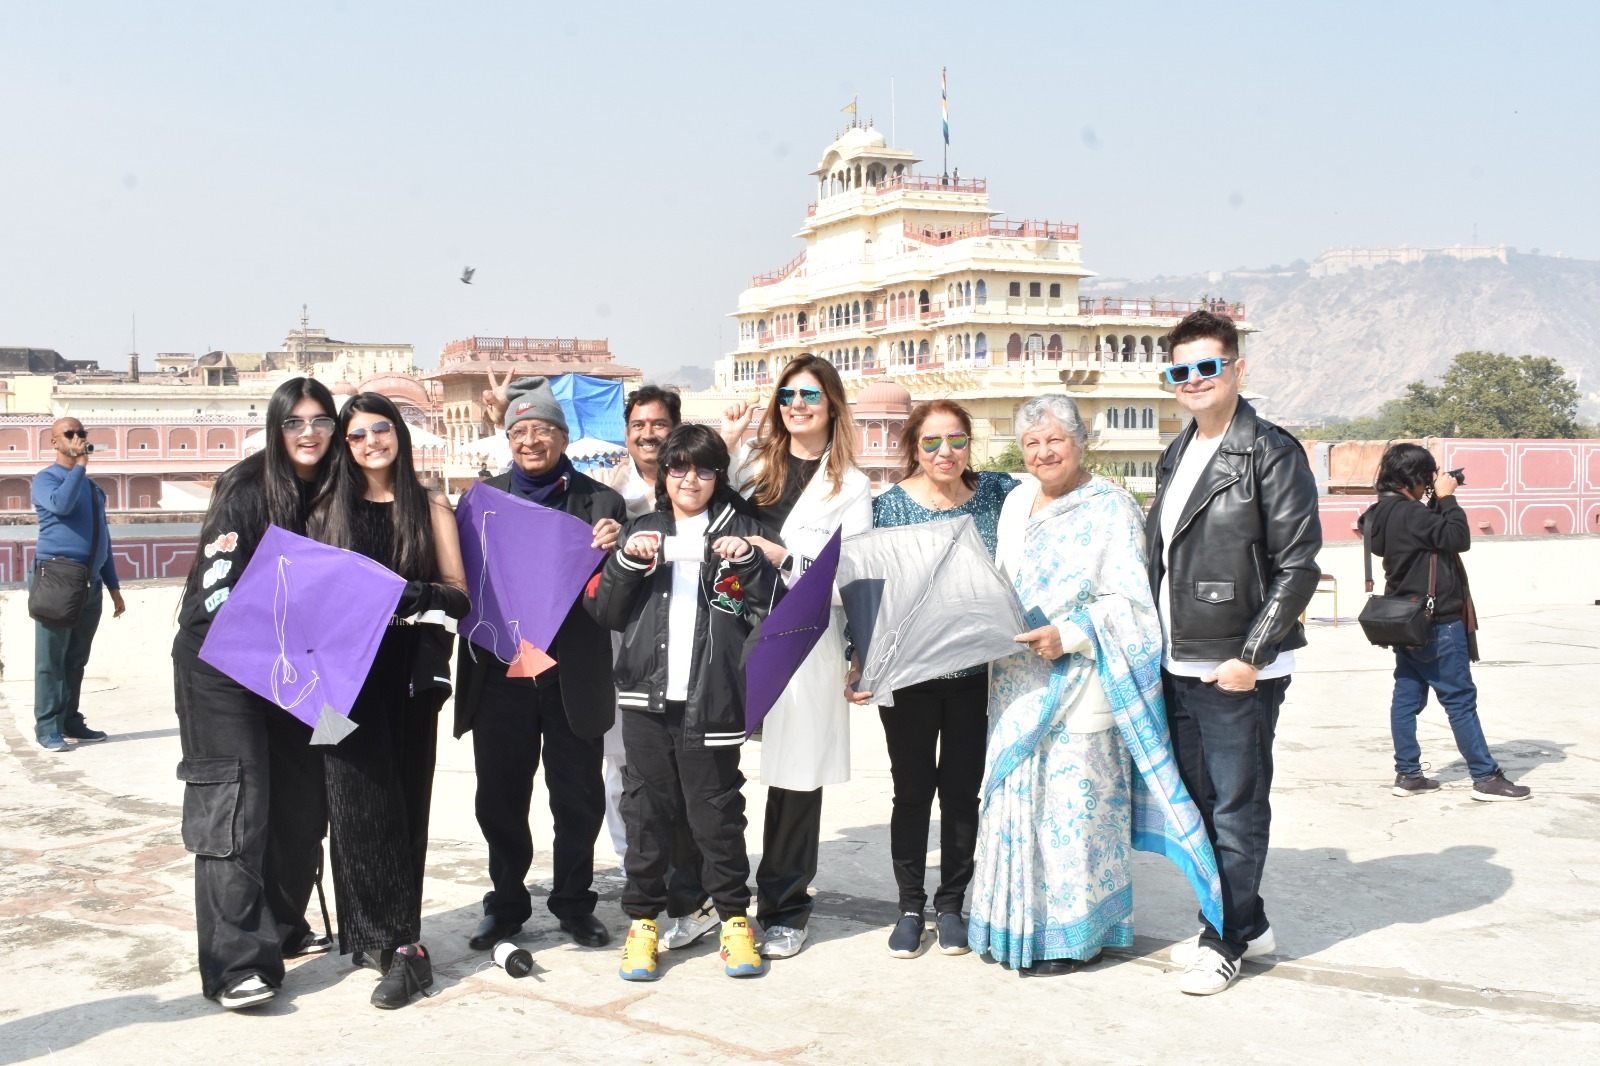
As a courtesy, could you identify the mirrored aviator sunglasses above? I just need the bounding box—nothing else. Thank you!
[1162,356,1232,386]
[919,432,970,454]
[347,420,395,443]
[776,385,823,407]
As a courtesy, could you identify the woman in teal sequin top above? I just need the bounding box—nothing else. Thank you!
[845,400,1017,959]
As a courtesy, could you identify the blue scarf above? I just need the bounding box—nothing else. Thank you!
[510,455,574,505]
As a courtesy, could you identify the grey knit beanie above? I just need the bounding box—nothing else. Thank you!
[504,376,568,434]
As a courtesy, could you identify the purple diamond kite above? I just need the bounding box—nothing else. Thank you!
[198,524,405,742]
[743,526,841,735]
[455,481,606,676]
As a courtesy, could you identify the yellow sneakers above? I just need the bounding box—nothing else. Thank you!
[720,916,764,977]
[618,918,659,982]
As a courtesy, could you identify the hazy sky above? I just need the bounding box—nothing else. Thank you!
[3,1,1596,379]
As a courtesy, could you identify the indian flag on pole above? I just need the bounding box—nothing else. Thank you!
[942,67,949,145]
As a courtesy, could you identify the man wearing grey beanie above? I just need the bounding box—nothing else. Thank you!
[454,374,627,953]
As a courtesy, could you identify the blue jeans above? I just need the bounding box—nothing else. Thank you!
[1390,620,1499,781]
[1163,671,1289,962]
[33,578,104,741]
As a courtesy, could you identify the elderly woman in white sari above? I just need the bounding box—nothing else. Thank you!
[969,395,1222,977]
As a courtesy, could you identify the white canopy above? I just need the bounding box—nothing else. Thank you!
[567,436,627,461]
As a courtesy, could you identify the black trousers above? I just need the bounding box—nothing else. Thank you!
[1163,671,1290,962]
[324,628,439,955]
[756,786,823,930]
[473,672,605,924]
[619,702,750,922]
[173,661,327,999]
[879,673,988,916]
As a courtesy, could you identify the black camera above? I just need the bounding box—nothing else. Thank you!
[83,443,95,454]
[1447,467,1465,486]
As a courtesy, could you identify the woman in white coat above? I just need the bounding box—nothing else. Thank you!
[721,355,872,959]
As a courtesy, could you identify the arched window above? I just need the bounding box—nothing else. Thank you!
[757,318,767,336]
[964,281,973,305]
[798,311,808,332]
[1006,333,1023,361]
[852,346,861,370]
[757,358,768,377]
[918,339,930,361]
[863,345,875,369]
[853,301,861,325]
[1124,462,1136,477]
[1122,335,1136,362]
[975,279,987,305]
[1107,407,1119,429]
[1141,337,1154,361]
[1047,334,1063,359]
[1141,461,1154,478]
[1025,334,1044,358]
[975,333,988,360]
[864,299,873,321]
[1124,406,1137,427]
[918,289,930,315]
[1142,406,1155,429]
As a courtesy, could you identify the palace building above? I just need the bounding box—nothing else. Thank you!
[706,122,1249,491]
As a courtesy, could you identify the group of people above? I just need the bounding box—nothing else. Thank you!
[131,308,1529,1013]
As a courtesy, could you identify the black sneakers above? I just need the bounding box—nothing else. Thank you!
[936,912,970,956]
[371,944,433,1009]
[1472,770,1532,802]
[1392,773,1442,798]
[886,913,926,958]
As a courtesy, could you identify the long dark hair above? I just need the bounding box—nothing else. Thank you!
[748,354,857,507]
[182,377,337,600]
[898,399,978,489]
[308,392,436,580]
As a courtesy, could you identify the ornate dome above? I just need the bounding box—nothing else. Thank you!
[853,380,912,415]
[331,381,357,396]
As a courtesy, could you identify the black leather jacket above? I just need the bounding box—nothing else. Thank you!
[1146,398,1322,667]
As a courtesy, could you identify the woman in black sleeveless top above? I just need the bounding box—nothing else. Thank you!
[308,392,469,1009]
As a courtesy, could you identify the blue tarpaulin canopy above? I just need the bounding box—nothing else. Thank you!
[549,375,625,445]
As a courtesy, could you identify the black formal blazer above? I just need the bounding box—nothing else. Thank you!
[451,469,627,740]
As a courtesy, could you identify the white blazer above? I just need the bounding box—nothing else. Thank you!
[732,446,873,791]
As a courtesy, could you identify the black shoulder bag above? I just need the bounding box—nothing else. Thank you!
[1357,517,1435,649]
[28,484,102,629]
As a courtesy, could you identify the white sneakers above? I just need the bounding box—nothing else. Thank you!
[1170,926,1275,996]
[218,974,274,1010]
[1168,924,1275,967]
[1180,946,1242,996]
[660,903,722,951]
[758,924,808,959]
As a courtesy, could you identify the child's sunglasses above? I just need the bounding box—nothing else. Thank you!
[1161,357,1233,386]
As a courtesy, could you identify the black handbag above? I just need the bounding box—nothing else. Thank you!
[28,485,101,629]
[1357,519,1435,649]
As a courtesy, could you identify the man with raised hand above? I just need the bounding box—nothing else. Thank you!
[31,417,125,751]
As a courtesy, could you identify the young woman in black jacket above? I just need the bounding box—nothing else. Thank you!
[585,424,782,983]
[1359,443,1530,803]
[308,393,470,1008]
[172,377,340,1010]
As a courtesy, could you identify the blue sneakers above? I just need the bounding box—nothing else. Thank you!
[39,734,70,752]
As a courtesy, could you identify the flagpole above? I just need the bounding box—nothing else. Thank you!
[941,67,949,177]
[891,76,897,146]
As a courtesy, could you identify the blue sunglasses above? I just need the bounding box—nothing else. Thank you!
[776,385,823,407]
[1161,357,1233,386]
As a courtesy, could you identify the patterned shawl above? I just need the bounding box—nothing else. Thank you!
[987,476,1223,931]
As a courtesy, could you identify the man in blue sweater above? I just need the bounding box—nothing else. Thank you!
[31,417,125,751]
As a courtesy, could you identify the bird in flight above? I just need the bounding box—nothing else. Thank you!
[461,266,476,285]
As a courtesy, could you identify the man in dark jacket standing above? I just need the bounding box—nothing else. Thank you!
[454,376,626,952]
[1146,312,1321,996]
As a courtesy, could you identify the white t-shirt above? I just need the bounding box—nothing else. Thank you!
[665,511,709,701]
[1158,433,1294,680]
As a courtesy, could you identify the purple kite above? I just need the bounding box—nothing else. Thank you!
[455,481,606,677]
[743,527,842,735]
[199,524,405,744]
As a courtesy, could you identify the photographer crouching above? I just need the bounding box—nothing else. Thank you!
[1358,444,1530,802]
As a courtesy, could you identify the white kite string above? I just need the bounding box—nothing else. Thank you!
[270,554,319,710]
[464,508,524,667]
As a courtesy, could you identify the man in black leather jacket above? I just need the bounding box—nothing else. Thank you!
[1145,311,1321,996]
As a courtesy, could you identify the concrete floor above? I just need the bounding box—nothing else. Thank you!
[1,571,1598,1064]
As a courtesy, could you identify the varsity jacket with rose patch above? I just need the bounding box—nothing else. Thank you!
[584,489,783,748]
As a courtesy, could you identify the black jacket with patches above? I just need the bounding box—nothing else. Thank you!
[584,490,782,749]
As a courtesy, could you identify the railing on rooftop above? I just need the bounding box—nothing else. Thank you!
[1079,297,1246,320]
[441,336,611,363]
[805,173,988,218]
[903,218,1079,246]
[751,251,807,288]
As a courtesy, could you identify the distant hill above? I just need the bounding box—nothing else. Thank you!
[1083,251,1600,419]
[656,364,714,392]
